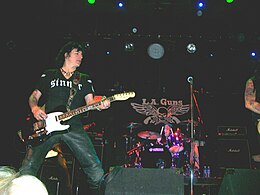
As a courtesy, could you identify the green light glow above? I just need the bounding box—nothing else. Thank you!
[88,0,95,5]
[226,0,234,3]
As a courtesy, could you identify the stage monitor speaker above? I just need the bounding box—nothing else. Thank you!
[104,167,184,195]
[216,139,251,169]
[218,168,260,195]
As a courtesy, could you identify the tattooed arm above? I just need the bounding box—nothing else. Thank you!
[245,79,260,114]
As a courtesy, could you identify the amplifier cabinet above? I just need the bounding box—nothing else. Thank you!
[39,154,76,195]
[39,144,105,195]
[217,126,247,137]
[216,139,251,169]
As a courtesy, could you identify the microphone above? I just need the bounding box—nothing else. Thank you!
[187,76,193,84]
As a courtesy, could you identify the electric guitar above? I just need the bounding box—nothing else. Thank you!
[23,91,135,146]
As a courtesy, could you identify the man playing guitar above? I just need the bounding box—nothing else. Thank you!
[19,41,111,195]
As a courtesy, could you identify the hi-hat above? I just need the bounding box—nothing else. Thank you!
[126,122,142,129]
[138,131,161,140]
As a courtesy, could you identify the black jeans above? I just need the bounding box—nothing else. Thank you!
[19,128,104,191]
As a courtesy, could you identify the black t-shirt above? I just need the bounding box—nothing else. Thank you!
[35,68,94,127]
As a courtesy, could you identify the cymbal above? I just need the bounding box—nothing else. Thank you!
[126,122,142,129]
[137,131,161,140]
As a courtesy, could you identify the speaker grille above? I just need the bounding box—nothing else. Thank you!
[216,139,251,169]
[104,167,184,195]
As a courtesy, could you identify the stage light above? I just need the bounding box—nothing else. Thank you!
[195,1,206,17]
[196,1,206,9]
[186,43,197,54]
[88,0,95,5]
[250,51,257,58]
[132,27,138,34]
[117,1,124,8]
[198,2,204,8]
[147,43,165,59]
[125,42,134,52]
[196,10,203,17]
[226,0,234,3]
[83,42,90,50]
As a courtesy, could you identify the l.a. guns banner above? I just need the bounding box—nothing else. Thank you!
[130,97,191,127]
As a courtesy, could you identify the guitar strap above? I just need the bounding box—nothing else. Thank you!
[66,71,81,111]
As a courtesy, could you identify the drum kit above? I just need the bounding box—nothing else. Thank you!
[123,121,196,174]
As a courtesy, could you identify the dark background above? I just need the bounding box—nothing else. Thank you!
[1,0,259,174]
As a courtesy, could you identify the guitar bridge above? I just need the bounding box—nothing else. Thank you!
[28,129,47,140]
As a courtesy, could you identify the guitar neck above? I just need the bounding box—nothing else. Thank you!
[58,96,115,121]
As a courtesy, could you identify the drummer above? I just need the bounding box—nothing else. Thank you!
[156,124,184,153]
[157,124,174,148]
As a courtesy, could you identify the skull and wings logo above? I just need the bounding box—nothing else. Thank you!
[130,102,190,125]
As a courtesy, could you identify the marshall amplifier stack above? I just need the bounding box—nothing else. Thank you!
[217,126,247,138]
[216,126,251,169]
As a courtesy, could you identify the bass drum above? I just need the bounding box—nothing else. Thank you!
[140,143,172,168]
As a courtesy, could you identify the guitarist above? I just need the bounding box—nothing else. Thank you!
[19,40,110,195]
[244,60,260,163]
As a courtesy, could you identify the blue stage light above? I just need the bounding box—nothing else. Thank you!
[251,51,257,57]
[118,2,124,8]
[198,2,204,8]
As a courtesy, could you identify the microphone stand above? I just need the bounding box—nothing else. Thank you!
[188,77,194,195]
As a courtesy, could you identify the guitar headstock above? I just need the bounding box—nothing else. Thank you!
[113,91,136,101]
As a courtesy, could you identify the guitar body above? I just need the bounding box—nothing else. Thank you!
[44,111,70,134]
[22,110,71,147]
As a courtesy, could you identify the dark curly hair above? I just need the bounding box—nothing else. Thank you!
[55,41,85,67]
